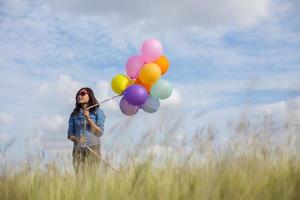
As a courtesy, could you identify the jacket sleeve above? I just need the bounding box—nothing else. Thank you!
[67,113,75,137]
[96,109,106,137]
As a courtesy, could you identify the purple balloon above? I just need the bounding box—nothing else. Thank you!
[124,84,148,106]
[119,98,139,116]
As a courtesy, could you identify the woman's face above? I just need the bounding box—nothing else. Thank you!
[77,89,90,104]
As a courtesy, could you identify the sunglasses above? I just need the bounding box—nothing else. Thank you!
[78,91,88,96]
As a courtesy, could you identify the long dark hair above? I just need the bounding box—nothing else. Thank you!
[71,87,99,116]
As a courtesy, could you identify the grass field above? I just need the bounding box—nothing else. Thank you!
[1,115,299,200]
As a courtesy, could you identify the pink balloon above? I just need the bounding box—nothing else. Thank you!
[126,55,146,79]
[140,38,163,62]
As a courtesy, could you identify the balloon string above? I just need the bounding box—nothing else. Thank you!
[82,94,121,172]
[100,94,122,104]
[86,94,122,110]
[86,146,119,172]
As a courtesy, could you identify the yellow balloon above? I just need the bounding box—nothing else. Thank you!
[139,63,161,85]
[111,74,130,94]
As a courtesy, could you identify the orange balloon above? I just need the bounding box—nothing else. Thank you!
[135,78,152,93]
[139,63,161,85]
[155,55,169,75]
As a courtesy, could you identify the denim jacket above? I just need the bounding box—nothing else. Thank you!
[67,107,106,147]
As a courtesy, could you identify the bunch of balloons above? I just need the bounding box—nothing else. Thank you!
[111,38,173,116]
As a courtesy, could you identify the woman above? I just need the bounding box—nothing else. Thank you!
[67,87,106,174]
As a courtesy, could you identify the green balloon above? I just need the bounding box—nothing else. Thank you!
[150,80,173,99]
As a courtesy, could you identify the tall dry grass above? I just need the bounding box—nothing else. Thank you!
[0,112,299,200]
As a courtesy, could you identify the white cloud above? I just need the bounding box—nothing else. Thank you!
[249,96,300,153]
[38,83,50,94]
[258,96,300,126]
[160,88,182,108]
[57,74,81,104]
[0,0,33,17]
[249,76,300,91]
[41,115,66,131]
[172,72,300,110]
[95,81,119,111]
[0,112,14,125]
[48,0,270,28]
[0,132,12,143]
[37,74,81,107]
[26,131,44,150]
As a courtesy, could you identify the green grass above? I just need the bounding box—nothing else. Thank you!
[0,149,299,200]
[1,114,299,200]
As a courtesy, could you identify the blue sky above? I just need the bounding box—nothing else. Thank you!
[0,0,299,162]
